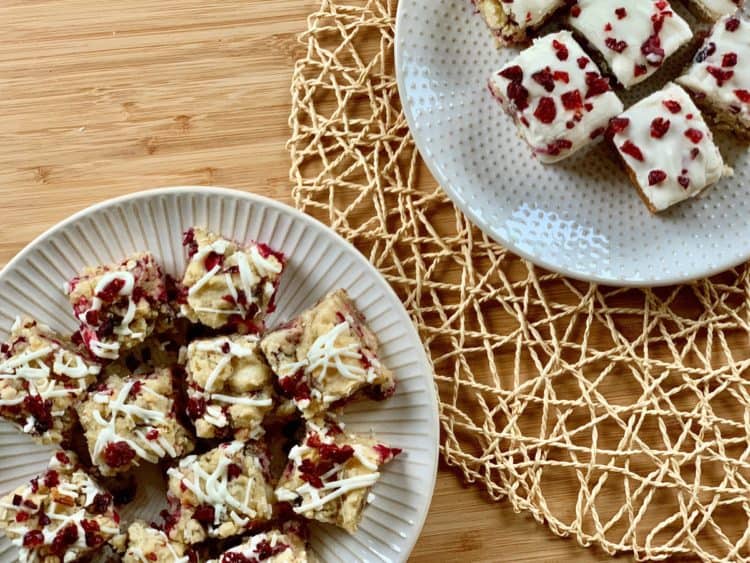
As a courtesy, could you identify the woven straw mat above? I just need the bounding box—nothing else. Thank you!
[287,1,750,561]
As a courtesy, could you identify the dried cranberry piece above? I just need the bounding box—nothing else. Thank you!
[615,7,627,18]
[96,278,125,302]
[726,17,740,32]
[571,4,581,17]
[103,441,136,468]
[678,175,690,189]
[186,396,207,419]
[608,117,630,136]
[620,141,644,162]
[650,117,670,139]
[533,97,557,124]
[55,452,70,465]
[545,139,573,156]
[663,100,682,114]
[553,71,569,83]
[15,511,29,522]
[22,395,53,434]
[182,228,198,258]
[641,34,665,66]
[499,65,523,82]
[584,73,610,98]
[44,470,59,488]
[532,68,555,92]
[373,444,403,464]
[146,428,159,440]
[707,66,734,86]
[129,380,143,398]
[255,242,285,263]
[552,39,569,60]
[735,90,750,104]
[227,463,243,481]
[648,170,668,186]
[193,504,215,525]
[37,512,50,526]
[605,38,628,53]
[222,554,254,563]
[81,519,100,533]
[506,82,529,111]
[634,64,648,77]
[278,370,312,403]
[561,90,583,112]
[51,524,79,555]
[685,128,704,144]
[318,443,355,464]
[204,251,223,271]
[695,42,717,63]
[722,53,738,68]
[22,530,44,548]
[255,539,289,559]
[577,57,589,69]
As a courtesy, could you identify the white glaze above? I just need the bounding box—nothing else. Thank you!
[569,0,693,88]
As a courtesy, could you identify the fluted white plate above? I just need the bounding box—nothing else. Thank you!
[396,1,750,286]
[0,186,439,563]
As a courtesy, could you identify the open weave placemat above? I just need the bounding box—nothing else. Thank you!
[287,1,750,561]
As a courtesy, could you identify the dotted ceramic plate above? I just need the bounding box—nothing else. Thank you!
[0,186,439,563]
[396,1,750,286]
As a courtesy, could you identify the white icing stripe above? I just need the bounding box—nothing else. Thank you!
[204,355,232,393]
[291,472,380,513]
[248,245,282,277]
[188,264,221,296]
[209,394,273,407]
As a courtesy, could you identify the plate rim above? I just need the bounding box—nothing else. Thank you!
[0,185,440,562]
[394,1,748,288]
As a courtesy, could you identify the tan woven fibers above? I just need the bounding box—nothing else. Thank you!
[288,1,750,560]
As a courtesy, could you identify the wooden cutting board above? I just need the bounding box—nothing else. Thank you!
[0,2,621,561]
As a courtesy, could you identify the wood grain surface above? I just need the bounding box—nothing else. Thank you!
[0,2,628,561]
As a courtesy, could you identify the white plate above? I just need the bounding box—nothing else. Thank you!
[396,1,750,286]
[0,186,439,563]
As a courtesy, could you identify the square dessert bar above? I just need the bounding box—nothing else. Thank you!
[611,82,725,213]
[76,369,195,476]
[685,0,744,21]
[184,334,274,440]
[180,227,285,332]
[489,31,623,164]
[66,252,171,361]
[164,441,274,544]
[0,317,100,445]
[275,419,401,534]
[473,0,566,46]
[568,0,693,88]
[260,289,396,419]
[677,14,750,139]
[123,520,190,563]
[0,451,121,563]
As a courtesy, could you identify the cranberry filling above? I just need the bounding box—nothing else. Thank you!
[193,504,215,525]
[22,530,44,548]
[103,441,136,468]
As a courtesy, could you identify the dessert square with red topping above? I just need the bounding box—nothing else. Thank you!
[0,317,100,445]
[488,31,624,163]
[0,450,121,563]
[66,252,171,361]
[677,14,750,139]
[208,525,312,563]
[164,441,274,544]
[275,419,401,534]
[76,369,195,476]
[260,289,396,419]
[180,227,285,332]
[123,520,191,563]
[184,334,275,440]
[685,0,744,21]
[568,0,693,88]
[472,0,566,46]
[611,82,725,213]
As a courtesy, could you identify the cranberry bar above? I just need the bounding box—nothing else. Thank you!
[568,0,693,88]
[123,520,191,563]
[489,31,624,163]
[208,525,311,563]
[611,82,725,213]
[76,369,195,476]
[677,14,750,139]
[0,450,121,563]
[184,334,274,440]
[0,317,100,445]
[472,0,566,46]
[164,441,274,544]
[260,289,396,419]
[66,252,171,360]
[275,419,401,534]
[180,227,285,332]
[685,0,744,21]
